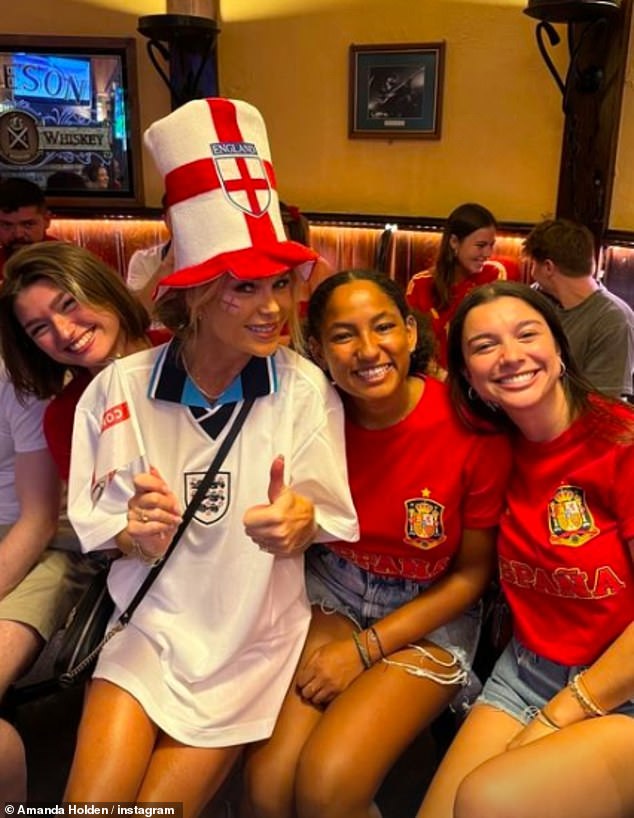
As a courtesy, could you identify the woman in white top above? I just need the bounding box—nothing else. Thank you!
[63,97,358,817]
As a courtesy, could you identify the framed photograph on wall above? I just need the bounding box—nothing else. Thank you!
[0,34,144,208]
[349,42,445,139]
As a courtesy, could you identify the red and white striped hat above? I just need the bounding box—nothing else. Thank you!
[144,97,317,288]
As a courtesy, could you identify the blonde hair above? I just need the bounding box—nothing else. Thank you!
[155,269,304,353]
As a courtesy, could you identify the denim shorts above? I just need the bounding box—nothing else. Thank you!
[305,544,482,708]
[480,637,634,724]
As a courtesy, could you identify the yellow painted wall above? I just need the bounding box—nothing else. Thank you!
[219,0,568,223]
[611,25,634,231]
[4,0,631,228]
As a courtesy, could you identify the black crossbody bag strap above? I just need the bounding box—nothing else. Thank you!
[119,397,255,625]
[57,399,254,686]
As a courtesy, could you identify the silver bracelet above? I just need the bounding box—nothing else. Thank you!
[131,539,163,567]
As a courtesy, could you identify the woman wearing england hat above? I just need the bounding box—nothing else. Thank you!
[63,98,358,814]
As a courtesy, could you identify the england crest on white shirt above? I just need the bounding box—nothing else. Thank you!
[184,471,230,525]
[210,141,271,217]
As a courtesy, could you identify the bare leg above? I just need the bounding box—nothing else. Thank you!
[64,679,159,801]
[0,620,42,698]
[66,679,243,817]
[454,714,634,818]
[242,608,356,818]
[0,719,26,803]
[139,736,241,818]
[295,641,460,818]
[416,703,521,818]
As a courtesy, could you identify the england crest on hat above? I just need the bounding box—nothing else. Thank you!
[144,97,316,288]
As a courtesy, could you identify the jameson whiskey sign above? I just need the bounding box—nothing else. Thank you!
[0,35,143,207]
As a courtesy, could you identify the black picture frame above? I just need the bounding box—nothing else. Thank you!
[0,34,144,208]
[349,42,445,139]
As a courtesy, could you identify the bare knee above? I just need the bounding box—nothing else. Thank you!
[454,767,514,818]
[0,719,27,801]
[0,620,43,696]
[296,741,368,818]
[242,746,296,818]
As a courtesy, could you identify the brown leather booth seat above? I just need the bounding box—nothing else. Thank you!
[51,217,168,280]
[50,216,531,287]
[308,223,529,288]
[602,244,634,308]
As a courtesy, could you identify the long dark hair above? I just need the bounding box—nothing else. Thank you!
[306,269,436,375]
[446,280,634,442]
[0,241,150,399]
[433,203,497,311]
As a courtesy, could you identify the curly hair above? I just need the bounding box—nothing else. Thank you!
[305,269,436,376]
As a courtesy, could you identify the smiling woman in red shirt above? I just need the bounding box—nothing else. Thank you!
[418,280,634,818]
[406,203,519,371]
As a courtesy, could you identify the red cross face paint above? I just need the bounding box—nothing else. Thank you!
[196,271,293,366]
[220,293,240,314]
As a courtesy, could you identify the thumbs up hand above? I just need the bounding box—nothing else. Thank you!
[243,455,318,557]
[266,454,286,504]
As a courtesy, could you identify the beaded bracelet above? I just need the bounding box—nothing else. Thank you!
[131,539,163,567]
[569,672,608,717]
[352,630,372,669]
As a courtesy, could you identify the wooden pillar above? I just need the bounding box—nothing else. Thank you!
[555,0,633,247]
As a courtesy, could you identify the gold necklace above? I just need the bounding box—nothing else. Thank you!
[181,354,222,401]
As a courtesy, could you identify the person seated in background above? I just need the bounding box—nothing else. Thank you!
[417,281,634,818]
[525,218,634,400]
[243,270,511,818]
[0,242,170,482]
[126,194,173,313]
[83,160,109,191]
[0,179,56,277]
[406,202,520,372]
[0,358,92,701]
[0,718,26,802]
[46,170,88,192]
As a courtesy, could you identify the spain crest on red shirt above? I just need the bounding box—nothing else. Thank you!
[548,485,599,547]
[403,490,447,550]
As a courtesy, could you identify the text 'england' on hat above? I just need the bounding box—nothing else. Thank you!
[144,97,316,288]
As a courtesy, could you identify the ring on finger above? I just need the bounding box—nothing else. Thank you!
[140,511,149,523]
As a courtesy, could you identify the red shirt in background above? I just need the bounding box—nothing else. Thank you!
[406,258,520,368]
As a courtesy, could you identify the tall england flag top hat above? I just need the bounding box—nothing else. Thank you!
[144,97,317,289]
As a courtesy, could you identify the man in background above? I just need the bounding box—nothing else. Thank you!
[525,218,634,399]
[0,178,55,277]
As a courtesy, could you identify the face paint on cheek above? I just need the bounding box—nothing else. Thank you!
[220,294,240,314]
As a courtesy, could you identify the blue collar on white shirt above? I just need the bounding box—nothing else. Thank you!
[147,338,278,438]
